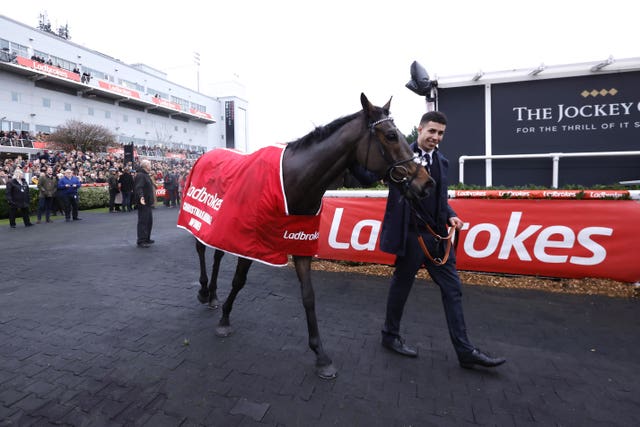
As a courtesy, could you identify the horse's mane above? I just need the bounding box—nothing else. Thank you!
[286,111,362,151]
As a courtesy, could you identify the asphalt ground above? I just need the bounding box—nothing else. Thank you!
[1,207,639,426]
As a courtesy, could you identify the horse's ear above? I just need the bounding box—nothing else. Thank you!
[383,96,392,113]
[360,93,373,115]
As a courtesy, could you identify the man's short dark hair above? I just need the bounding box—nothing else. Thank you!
[420,111,447,126]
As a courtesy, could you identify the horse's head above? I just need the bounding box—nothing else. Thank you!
[359,93,434,199]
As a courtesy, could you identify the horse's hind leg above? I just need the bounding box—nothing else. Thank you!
[195,241,224,308]
[215,257,252,337]
[196,239,210,304]
[292,255,337,380]
[206,250,224,308]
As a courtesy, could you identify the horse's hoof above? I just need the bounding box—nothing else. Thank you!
[316,363,338,380]
[208,299,220,309]
[215,326,232,337]
[197,291,209,304]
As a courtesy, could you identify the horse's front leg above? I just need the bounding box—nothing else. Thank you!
[216,257,252,337]
[292,255,337,380]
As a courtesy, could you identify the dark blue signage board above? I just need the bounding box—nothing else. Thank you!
[438,71,640,186]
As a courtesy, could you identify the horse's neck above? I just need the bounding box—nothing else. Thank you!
[283,120,362,215]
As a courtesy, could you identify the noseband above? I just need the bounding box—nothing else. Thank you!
[367,117,423,190]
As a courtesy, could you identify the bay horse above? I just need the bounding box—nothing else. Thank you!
[189,93,433,379]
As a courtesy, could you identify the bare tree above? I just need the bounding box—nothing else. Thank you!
[47,120,117,152]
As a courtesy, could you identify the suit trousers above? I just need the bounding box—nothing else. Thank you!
[136,204,153,244]
[383,229,474,356]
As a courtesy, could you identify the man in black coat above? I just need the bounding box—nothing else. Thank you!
[134,160,155,248]
[379,111,506,369]
[118,168,135,212]
[6,168,33,228]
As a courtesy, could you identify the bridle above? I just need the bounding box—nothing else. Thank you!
[366,116,425,193]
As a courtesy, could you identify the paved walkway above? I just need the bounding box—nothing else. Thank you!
[1,208,638,426]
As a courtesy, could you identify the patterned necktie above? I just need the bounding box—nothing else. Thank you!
[424,153,431,173]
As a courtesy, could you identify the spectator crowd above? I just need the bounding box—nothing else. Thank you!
[2,146,197,226]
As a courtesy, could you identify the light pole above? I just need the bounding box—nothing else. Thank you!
[194,52,200,93]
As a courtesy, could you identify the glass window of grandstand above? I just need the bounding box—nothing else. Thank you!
[123,115,128,123]
[11,91,20,102]
[65,103,71,112]
[88,107,94,116]
[191,102,206,113]
[105,111,111,119]
[42,98,51,108]
[11,42,28,58]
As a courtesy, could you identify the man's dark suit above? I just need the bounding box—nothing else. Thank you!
[380,142,474,357]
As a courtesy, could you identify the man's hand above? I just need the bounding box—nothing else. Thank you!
[449,216,464,230]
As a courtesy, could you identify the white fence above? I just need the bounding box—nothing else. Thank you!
[458,150,640,188]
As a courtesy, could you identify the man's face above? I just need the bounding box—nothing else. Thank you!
[417,120,446,152]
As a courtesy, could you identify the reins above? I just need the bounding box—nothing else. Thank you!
[410,203,457,266]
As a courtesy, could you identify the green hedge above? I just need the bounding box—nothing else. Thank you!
[0,186,109,219]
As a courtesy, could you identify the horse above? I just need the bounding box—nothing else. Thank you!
[182,93,433,379]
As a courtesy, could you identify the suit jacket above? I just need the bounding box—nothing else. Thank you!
[379,142,456,257]
[134,169,155,206]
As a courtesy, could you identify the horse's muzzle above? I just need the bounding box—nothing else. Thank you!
[404,175,435,200]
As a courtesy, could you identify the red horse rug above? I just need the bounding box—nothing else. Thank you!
[177,145,322,266]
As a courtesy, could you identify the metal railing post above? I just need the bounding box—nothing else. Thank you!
[552,154,560,188]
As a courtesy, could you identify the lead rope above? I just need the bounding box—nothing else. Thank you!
[410,207,457,266]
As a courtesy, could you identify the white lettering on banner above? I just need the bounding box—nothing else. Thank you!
[283,230,319,241]
[327,208,381,251]
[329,208,349,249]
[183,201,212,225]
[185,185,223,210]
[462,212,613,266]
[499,212,542,260]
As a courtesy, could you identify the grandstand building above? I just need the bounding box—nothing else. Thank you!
[0,14,247,157]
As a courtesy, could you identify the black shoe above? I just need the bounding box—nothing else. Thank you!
[146,239,155,244]
[25,223,34,227]
[10,225,16,229]
[459,349,506,369]
[137,242,151,248]
[73,218,82,221]
[381,336,418,358]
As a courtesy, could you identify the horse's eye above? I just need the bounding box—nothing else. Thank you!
[385,131,398,140]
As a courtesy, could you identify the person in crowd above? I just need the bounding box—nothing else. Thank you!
[378,111,506,369]
[107,168,121,213]
[36,166,57,223]
[95,170,107,183]
[134,159,155,248]
[118,167,135,212]
[57,169,82,222]
[5,168,33,228]
[0,169,8,185]
[163,167,179,208]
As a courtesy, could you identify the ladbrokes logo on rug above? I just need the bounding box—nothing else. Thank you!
[283,230,320,241]
[185,185,223,210]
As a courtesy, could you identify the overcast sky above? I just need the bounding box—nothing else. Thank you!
[6,0,639,151]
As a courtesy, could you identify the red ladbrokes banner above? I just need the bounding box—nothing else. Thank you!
[317,198,640,283]
[177,146,321,266]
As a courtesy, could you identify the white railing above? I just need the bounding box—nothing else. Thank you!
[459,151,640,188]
